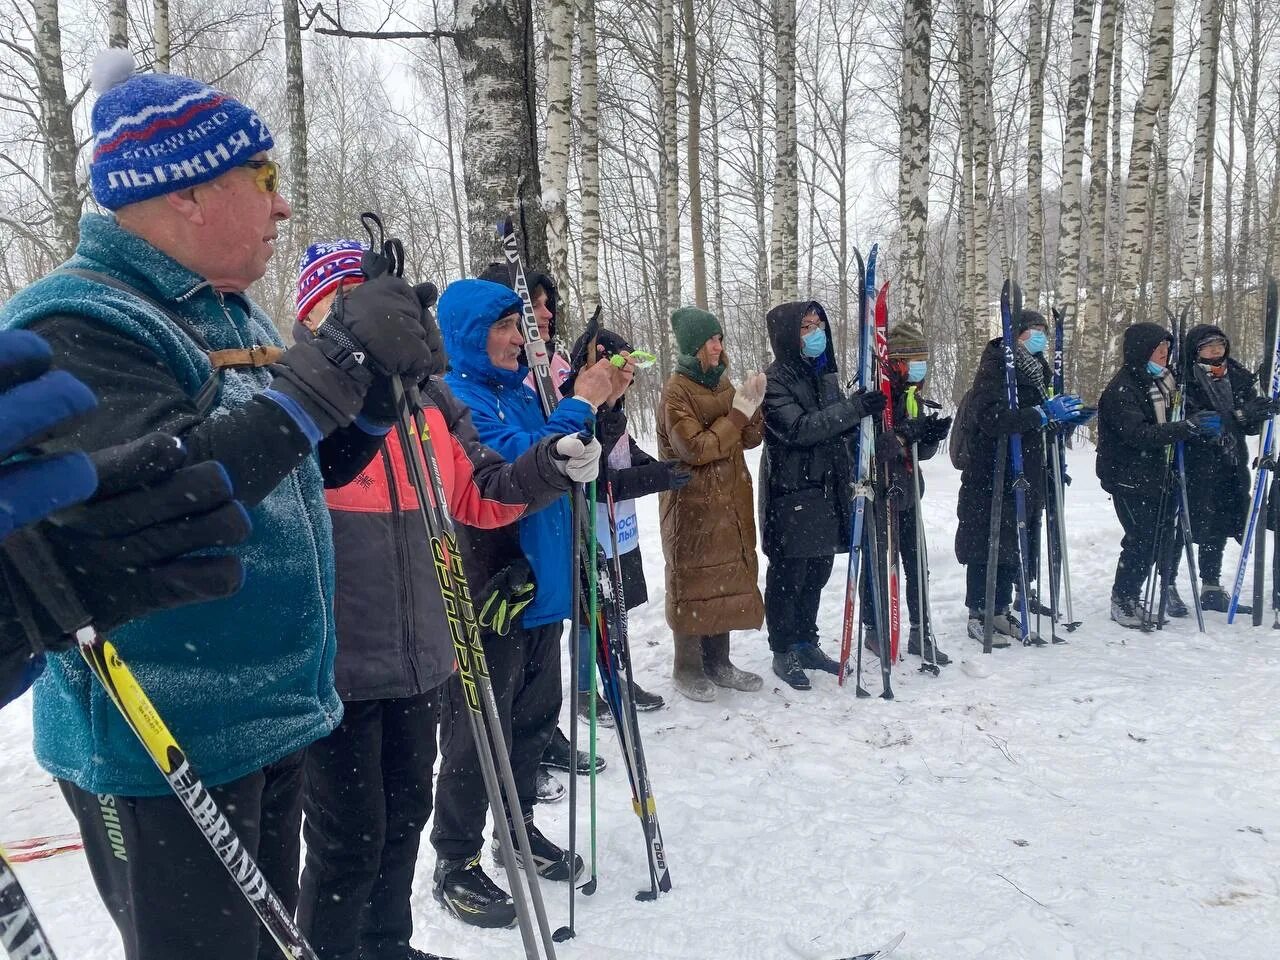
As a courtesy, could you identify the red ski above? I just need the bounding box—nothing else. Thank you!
[874,281,901,663]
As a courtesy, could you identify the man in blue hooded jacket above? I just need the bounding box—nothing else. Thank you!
[429,277,622,928]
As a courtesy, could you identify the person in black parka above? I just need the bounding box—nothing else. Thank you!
[1181,324,1279,611]
[759,299,885,690]
[955,311,1086,644]
[1096,322,1225,627]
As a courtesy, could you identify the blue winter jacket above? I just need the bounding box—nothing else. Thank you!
[0,213,342,796]
[439,279,592,627]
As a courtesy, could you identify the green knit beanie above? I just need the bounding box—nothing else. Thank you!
[670,305,723,357]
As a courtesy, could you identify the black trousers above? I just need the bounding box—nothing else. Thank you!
[765,554,836,653]
[431,621,562,860]
[1198,538,1226,586]
[59,751,304,960]
[858,506,924,627]
[298,690,439,960]
[1113,489,1181,600]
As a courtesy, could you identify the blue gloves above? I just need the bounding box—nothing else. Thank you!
[0,331,98,539]
[1186,411,1224,437]
[1037,394,1085,425]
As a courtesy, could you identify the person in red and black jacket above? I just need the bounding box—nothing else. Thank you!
[291,242,596,960]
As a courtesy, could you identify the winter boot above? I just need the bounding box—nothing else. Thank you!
[576,692,615,728]
[702,634,763,691]
[491,817,584,882]
[404,950,454,960]
[1163,584,1189,618]
[907,624,951,665]
[862,624,881,656]
[967,609,1010,648]
[1201,583,1250,614]
[792,641,841,675]
[1110,593,1145,629]
[534,767,564,803]
[672,633,716,701]
[432,854,516,929]
[630,680,665,711]
[995,607,1045,645]
[1017,590,1053,617]
[542,727,605,775]
[771,649,811,690]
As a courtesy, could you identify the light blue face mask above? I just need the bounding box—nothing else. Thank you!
[1024,329,1048,354]
[907,360,928,383]
[802,327,827,358]
[1146,360,1166,376]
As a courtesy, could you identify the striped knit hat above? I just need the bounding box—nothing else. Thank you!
[296,241,366,322]
[88,49,275,210]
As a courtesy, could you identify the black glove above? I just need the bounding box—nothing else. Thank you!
[414,283,448,377]
[323,274,434,380]
[0,433,252,656]
[919,414,953,446]
[851,389,887,418]
[665,461,693,490]
[270,335,374,436]
[476,559,536,637]
[1244,395,1280,424]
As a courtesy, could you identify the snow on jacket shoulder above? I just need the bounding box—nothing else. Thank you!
[0,213,342,797]
[325,374,572,700]
[438,279,593,627]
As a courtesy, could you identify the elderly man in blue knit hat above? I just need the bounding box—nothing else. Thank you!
[0,50,436,960]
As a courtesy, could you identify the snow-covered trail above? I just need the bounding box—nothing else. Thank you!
[2,448,1277,959]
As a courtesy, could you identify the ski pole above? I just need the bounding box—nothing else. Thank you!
[391,381,558,960]
[982,435,1008,655]
[1,851,58,960]
[0,531,320,960]
[1173,442,1206,631]
[904,386,937,676]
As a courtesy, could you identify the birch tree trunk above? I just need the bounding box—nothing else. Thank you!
[1116,0,1175,321]
[579,0,601,314]
[968,0,991,345]
[543,0,575,315]
[682,0,707,308]
[958,0,979,363]
[1222,89,1235,333]
[34,0,81,256]
[1177,0,1221,311]
[769,0,799,304]
[1077,0,1118,393]
[1055,0,1094,337]
[455,0,548,272]
[154,0,170,71]
[898,0,931,328]
[1152,106,1171,320]
[108,0,127,47]
[282,0,309,244]
[658,0,681,312]
[706,44,725,318]
[1104,0,1124,328]
[1024,0,1046,308]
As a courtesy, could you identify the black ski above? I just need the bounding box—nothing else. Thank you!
[0,853,56,959]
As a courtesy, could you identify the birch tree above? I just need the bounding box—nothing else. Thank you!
[658,0,680,312]
[544,0,576,313]
[682,0,707,308]
[1024,0,1046,308]
[32,0,81,257]
[579,0,602,314]
[1116,0,1175,321]
[967,0,991,347]
[282,0,309,243]
[155,0,170,70]
[1176,0,1222,317]
[108,0,127,47]
[898,0,931,327]
[1055,0,1093,337]
[769,0,798,303]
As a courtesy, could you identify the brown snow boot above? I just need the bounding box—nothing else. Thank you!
[672,633,716,701]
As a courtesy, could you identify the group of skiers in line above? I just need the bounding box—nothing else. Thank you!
[1,54,1277,960]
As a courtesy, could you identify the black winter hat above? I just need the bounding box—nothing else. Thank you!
[1017,310,1048,335]
[476,261,559,340]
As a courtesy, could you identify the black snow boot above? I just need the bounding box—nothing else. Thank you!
[771,650,810,690]
[576,692,615,728]
[1201,583,1250,614]
[1163,584,1189,618]
[432,854,516,929]
[534,767,564,803]
[792,641,841,675]
[907,624,951,665]
[543,726,606,774]
[492,818,584,882]
[630,680,665,711]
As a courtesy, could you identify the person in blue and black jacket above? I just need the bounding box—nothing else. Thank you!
[429,277,626,930]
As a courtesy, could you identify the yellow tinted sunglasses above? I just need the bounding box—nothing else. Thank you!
[242,159,280,194]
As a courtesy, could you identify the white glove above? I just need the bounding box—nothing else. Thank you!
[552,433,602,483]
[732,371,767,418]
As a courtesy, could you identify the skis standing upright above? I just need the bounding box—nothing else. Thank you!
[904,384,940,675]
[1229,278,1280,623]
[1254,281,1279,625]
[839,249,869,692]
[997,281,1036,646]
[1046,308,1079,632]
[1,853,57,960]
[874,280,901,663]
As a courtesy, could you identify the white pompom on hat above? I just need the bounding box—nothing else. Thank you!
[90,47,137,94]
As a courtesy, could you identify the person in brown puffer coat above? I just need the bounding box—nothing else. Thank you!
[657,306,767,701]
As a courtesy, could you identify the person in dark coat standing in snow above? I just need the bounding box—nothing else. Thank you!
[1179,325,1278,612]
[857,320,953,666]
[1096,322,1225,627]
[658,306,767,701]
[291,246,586,960]
[561,324,685,720]
[758,299,885,689]
[955,311,1088,645]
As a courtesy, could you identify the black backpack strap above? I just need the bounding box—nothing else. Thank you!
[56,268,222,414]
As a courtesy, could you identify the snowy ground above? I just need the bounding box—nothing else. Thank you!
[3,447,1278,960]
